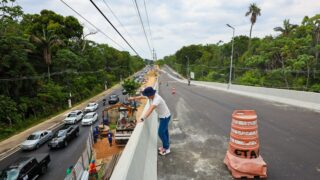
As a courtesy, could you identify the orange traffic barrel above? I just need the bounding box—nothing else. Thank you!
[172,87,176,94]
[224,110,267,179]
[229,110,259,159]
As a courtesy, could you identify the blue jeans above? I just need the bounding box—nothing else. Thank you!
[158,116,171,149]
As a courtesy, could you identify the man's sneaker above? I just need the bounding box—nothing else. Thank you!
[158,147,164,152]
[159,148,170,156]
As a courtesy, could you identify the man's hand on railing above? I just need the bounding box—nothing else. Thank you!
[137,117,144,123]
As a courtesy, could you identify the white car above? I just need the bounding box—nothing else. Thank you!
[84,103,98,113]
[64,110,83,124]
[81,112,98,125]
[20,130,53,150]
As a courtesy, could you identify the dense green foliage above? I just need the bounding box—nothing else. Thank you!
[0,0,145,139]
[122,79,140,96]
[161,14,320,92]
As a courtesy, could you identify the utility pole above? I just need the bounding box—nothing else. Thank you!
[68,92,72,108]
[226,24,235,89]
[185,55,190,77]
[152,48,157,62]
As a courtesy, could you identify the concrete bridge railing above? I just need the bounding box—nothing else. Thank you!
[111,80,158,180]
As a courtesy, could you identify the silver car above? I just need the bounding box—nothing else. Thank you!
[20,130,53,150]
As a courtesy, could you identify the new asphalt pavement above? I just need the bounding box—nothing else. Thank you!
[158,68,320,180]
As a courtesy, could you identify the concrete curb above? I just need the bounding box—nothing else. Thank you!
[0,122,64,161]
[162,68,320,112]
[0,84,121,160]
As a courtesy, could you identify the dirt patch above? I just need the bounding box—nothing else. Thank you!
[93,68,158,165]
[93,138,124,160]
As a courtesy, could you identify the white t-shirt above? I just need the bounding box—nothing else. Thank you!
[150,94,171,118]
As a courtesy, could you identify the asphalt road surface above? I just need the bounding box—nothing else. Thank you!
[158,67,320,180]
[0,87,123,180]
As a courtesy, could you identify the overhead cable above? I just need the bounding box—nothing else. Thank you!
[0,65,137,82]
[132,0,153,57]
[60,0,125,50]
[0,69,105,82]
[143,0,154,49]
[89,0,141,57]
[101,0,146,54]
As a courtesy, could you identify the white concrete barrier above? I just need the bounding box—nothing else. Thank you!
[162,66,320,112]
[111,80,158,180]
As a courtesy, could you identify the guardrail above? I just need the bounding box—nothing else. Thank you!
[110,79,159,180]
[163,65,320,111]
[65,128,94,180]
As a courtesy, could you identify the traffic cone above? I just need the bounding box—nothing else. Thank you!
[172,87,176,94]
[224,110,267,179]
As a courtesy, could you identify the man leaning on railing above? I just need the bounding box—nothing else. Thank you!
[128,87,172,156]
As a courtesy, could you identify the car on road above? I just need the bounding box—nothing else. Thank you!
[108,94,119,104]
[84,102,98,113]
[81,112,98,125]
[63,110,83,124]
[48,125,80,149]
[0,154,50,180]
[20,130,53,150]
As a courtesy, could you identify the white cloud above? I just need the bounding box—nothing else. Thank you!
[17,0,320,59]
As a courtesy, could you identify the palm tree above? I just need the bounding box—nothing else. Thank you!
[274,19,298,36]
[30,28,63,80]
[245,3,261,40]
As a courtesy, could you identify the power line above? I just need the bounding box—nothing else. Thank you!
[89,0,141,57]
[132,0,153,58]
[101,0,146,55]
[0,65,135,82]
[0,69,106,82]
[173,62,320,73]
[59,0,125,50]
[143,0,154,49]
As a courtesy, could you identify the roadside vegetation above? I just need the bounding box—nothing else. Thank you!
[122,79,141,96]
[158,4,320,92]
[0,0,145,140]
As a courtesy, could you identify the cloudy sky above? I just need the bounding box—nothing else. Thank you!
[18,0,320,59]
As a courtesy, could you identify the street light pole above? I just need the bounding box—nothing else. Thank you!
[185,55,190,78]
[226,24,235,89]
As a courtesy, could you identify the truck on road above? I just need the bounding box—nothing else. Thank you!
[0,153,50,180]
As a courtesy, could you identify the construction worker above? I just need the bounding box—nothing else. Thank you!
[93,126,99,143]
[128,87,171,155]
[103,117,109,126]
[89,160,98,180]
[107,130,113,147]
[66,165,73,176]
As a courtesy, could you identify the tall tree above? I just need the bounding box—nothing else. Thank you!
[274,19,298,36]
[30,29,63,80]
[245,3,261,41]
[0,0,23,35]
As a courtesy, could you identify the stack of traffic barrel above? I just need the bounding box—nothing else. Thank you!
[172,87,176,94]
[224,110,267,179]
